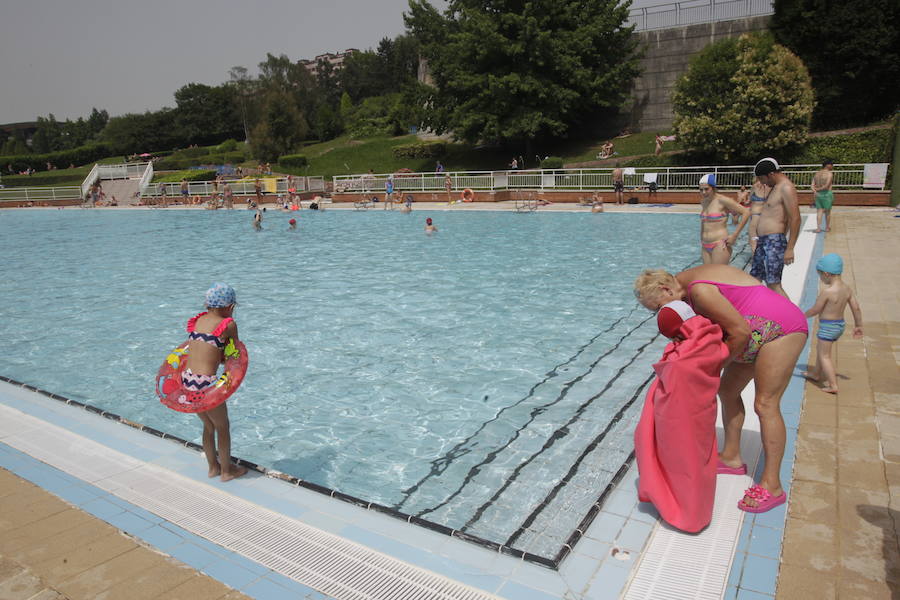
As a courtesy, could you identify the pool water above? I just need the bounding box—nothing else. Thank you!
[0,208,750,559]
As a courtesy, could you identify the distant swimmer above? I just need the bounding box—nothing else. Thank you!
[253,209,262,231]
[289,218,297,230]
[425,217,438,233]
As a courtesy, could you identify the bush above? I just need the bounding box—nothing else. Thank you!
[217,139,239,152]
[153,169,218,183]
[787,129,894,164]
[540,156,564,169]
[177,146,210,158]
[672,33,814,162]
[155,151,245,170]
[278,154,308,168]
[392,142,445,159]
[0,143,117,174]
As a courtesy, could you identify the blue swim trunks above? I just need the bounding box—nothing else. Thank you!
[750,233,787,284]
[817,319,845,341]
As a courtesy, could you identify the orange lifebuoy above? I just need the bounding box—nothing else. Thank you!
[156,339,248,413]
[462,189,474,202]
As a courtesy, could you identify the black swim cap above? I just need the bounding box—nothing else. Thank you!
[754,158,779,176]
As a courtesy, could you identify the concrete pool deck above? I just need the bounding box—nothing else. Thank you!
[1,205,897,599]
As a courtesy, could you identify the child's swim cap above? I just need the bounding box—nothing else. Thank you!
[205,283,236,308]
[289,218,296,225]
[657,300,696,338]
[816,253,843,274]
[426,218,433,225]
[699,173,717,187]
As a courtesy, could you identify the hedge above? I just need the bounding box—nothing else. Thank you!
[540,156,564,169]
[1,143,117,174]
[392,142,445,159]
[217,139,239,152]
[155,151,245,170]
[153,169,218,183]
[278,154,308,168]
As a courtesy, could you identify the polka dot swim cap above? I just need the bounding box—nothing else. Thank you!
[205,283,236,308]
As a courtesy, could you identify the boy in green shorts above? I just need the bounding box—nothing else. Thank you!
[811,159,834,233]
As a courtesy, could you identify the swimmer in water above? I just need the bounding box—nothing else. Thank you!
[289,218,297,230]
[425,217,437,233]
[253,209,262,231]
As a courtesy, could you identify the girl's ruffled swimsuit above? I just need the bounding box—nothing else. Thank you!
[182,312,234,390]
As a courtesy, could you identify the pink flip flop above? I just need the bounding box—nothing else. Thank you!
[716,459,748,475]
[738,484,786,513]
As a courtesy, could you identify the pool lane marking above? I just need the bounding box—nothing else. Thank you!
[394,307,643,510]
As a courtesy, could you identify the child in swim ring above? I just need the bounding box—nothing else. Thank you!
[183,283,246,481]
[425,217,437,233]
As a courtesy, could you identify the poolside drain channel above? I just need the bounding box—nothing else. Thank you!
[0,401,501,600]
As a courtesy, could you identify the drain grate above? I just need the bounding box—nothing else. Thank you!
[0,402,501,600]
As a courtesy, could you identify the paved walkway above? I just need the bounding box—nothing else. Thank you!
[777,208,900,599]
[0,468,249,600]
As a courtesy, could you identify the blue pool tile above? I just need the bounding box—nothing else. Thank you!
[583,560,631,600]
[586,511,626,543]
[630,502,659,524]
[80,497,126,520]
[167,542,223,570]
[221,550,271,576]
[59,484,105,505]
[603,491,636,517]
[242,577,297,600]
[752,502,787,530]
[574,537,612,560]
[497,581,561,600]
[727,554,745,588]
[736,522,753,553]
[616,519,653,552]
[724,585,739,600]
[783,411,800,429]
[559,552,601,593]
[105,510,156,535]
[103,500,163,525]
[201,559,261,591]
[263,573,331,598]
[736,588,774,599]
[740,554,779,596]
[137,525,187,551]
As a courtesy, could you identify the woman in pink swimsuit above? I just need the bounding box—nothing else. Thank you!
[634,264,807,513]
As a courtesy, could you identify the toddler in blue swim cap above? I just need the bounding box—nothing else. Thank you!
[803,253,863,394]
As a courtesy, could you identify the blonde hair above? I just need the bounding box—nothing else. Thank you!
[633,269,677,302]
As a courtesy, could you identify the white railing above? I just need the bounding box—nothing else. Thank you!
[334,164,885,194]
[80,164,100,198]
[97,162,149,180]
[0,186,82,203]
[142,175,327,198]
[627,0,774,32]
[138,162,154,195]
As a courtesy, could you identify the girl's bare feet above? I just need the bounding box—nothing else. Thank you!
[208,463,221,478]
[821,386,838,394]
[221,465,248,482]
[801,370,819,381]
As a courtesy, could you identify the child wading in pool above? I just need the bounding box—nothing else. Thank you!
[185,283,247,480]
[802,254,863,394]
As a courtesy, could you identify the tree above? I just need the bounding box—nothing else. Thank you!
[771,0,900,128]
[249,90,309,162]
[672,34,814,162]
[101,109,183,154]
[404,0,641,149]
[174,83,243,145]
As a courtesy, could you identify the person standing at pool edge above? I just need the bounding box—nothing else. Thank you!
[811,159,834,233]
[634,266,807,513]
[613,166,625,205]
[183,283,247,481]
[750,158,800,299]
[385,175,395,210]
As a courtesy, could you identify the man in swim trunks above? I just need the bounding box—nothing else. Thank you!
[612,166,624,205]
[634,265,807,514]
[811,159,834,233]
[750,158,801,299]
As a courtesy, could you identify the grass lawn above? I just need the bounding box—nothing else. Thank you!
[1,156,128,187]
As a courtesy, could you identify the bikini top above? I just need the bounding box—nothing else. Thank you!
[186,312,234,349]
[699,212,727,221]
[750,193,766,203]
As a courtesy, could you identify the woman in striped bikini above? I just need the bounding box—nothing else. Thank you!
[699,174,749,265]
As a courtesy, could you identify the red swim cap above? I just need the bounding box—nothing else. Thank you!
[289,218,296,225]
[426,218,433,225]
[657,300,696,338]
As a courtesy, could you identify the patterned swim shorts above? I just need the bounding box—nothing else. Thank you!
[750,233,787,284]
[736,315,786,363]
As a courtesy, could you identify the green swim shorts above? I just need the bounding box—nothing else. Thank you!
[815,190,834,210]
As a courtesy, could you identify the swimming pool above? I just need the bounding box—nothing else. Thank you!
[0,208,751,561]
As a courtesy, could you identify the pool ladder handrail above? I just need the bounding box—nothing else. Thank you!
[515,191,538,213]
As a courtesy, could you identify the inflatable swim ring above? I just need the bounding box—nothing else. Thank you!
[462,188,474,202]
[156,338,248,413]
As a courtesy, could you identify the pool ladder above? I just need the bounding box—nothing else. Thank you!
[515,191,538,213]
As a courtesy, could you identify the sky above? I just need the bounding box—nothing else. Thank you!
[0,0,660,125]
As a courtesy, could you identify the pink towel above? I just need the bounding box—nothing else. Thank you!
[634,316,729,532]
